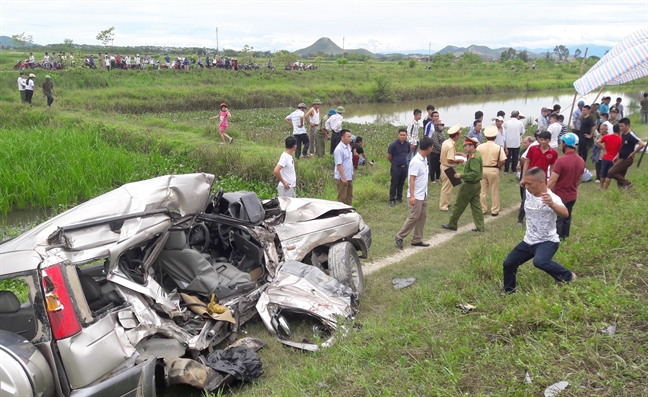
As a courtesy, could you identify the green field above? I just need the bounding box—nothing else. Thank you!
[2,52,648,396]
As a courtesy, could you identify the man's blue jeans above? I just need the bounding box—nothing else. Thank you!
[502,241,573,292]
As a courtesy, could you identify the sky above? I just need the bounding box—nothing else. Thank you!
[1,0,647,53]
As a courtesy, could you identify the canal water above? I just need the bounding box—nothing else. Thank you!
[344,88,643,126]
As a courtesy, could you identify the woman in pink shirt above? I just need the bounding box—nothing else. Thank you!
[210,103,234,144]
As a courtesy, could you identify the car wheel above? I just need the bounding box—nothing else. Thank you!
[327,242,364,298]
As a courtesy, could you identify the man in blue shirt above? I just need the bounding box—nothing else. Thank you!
[334,129,354,206]
[387,128,411,207]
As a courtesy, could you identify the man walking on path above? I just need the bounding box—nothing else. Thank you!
[442,137,485,232]
[325,106,345,155]
[304,99,321,155]
[501,167,576,295]
[285,103,310,159]
[334,130,354,206]
[274,137,298,198]
[607,118,646,189]
[395,137,434,249]
[548,133,585,239]
[503,110,526,173]
[388,128,411,207]
[17,72,26,103]
[477,126,506,216]
[42,75,57,107]
[439,124,465,212]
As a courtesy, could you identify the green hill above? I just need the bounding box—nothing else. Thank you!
[295,37,373,57]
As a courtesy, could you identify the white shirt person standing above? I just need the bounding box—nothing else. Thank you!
[274,136,298,198]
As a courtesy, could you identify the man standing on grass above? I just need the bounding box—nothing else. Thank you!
[537,107,551,134]
[468,111,484,136]
[17,72,26,103]
[42,75,57,108]
[641,93,648,124]
[426,112,444,184]
[547,113,562,150]
[577,105,595,162]
[501,167,576,295]
[304,99,321,156]
[467,120,483,143]
[325,106,345,155]
[493,116,507,151]
[388,128,411,207]
[503,110,525,173]
[521,131,557,180]
[285,103,310,159]
[274,137,298,198]
[442,137,485,232]
[607,118,646,190]
[614,97,624,118]
[422,104,435,129]
[440,124,465,212]
[572,101,584,133]
[548,133,585,239]
[477,126,506,217]
[407,109,423,163]
[334,130,354,206]
[395,137,434,249]
[316,108,335,157]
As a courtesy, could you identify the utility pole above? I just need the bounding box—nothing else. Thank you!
[216,28,219,56]
[428,42,431,62]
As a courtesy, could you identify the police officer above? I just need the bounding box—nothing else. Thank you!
[477,126,506,216]
[442,137,485,232]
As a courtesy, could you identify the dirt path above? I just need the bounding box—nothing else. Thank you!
[363,204,518,275]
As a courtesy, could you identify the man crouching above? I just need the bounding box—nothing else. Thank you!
[501,166,576,295]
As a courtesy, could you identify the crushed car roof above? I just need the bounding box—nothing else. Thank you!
[0,174,214,274]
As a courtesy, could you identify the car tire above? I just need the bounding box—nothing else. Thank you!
[327,242,364,298]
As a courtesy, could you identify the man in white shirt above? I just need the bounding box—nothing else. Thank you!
[547,113,562,149]
[43,53,51,70]
[285,103,310,159]
[501,166,575,294]
[503,110,526,173]
[334,130,354,205]
[406,109,423,163]
[395,137,434,249]
[493,116,507,151]
[325,106,345,155]
[135,54,141,69]
[304,99,321,156]
[17,72,26,103]
[274,136,298,198]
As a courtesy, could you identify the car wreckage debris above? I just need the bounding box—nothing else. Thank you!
[392,277,416,289]
[205,345,264,381]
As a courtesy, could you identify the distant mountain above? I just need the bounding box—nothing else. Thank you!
[0,35,38,47]
[295,37,373,56]
[437,44,510,59]
[521,45,611,58]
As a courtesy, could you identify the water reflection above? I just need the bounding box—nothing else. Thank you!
[345,88,643,126]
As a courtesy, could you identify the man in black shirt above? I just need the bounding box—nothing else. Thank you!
[387,128,411,207]
[577,105,595,162]
[608,118,645,189]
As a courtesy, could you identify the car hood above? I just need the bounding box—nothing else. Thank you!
[277,197,353,224]
[0,174,215,266]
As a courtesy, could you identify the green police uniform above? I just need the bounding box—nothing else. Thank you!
[448,151,485,231]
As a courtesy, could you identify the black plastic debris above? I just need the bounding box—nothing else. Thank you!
[392,277,416,290]
[205,345,264,381]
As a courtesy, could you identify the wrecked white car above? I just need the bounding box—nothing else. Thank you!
[0,173,370,396]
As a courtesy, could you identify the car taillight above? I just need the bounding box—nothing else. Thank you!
[42,265,81,340]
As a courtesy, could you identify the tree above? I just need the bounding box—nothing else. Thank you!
[408,58,417,68]
[458,52,483,67]
[96,27,115,47]
[314,56,323,69]
[63,38,75,53]
[274,50,295,66]
[574,48,582,59]
[553,45,569,61]
[500,47,517,61]
[516,50,529,63]
[240,44,255,64]
[11,32,33,51]
[336,57,349,67]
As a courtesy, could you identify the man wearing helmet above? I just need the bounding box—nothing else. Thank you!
[547,133,585,239]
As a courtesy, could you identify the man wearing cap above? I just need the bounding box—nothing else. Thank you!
[304,99,322,156]
[315,108,335,157]
[285,103,310,159]
[609,107,621,125]
[388,128,411,207]
[477,126,506,216]
[42,75,57,107]
[334,129,354,205]
[548,133,585,239]
[537,107,551,134]
[439,124,465,212]
[24,74,36,104]
[325,106,345,155]
[572,101,585,133]
[503,110,525,173]
[17,72,26,103]
[442,137,484,232]
[395,137,434,249]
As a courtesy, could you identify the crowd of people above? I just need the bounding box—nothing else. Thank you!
[16,71,57,106]
[270,97,646,295]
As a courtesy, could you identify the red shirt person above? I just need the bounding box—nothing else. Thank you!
[596,124,623,192]
[521,131,557,181]
[548,133,585,239]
